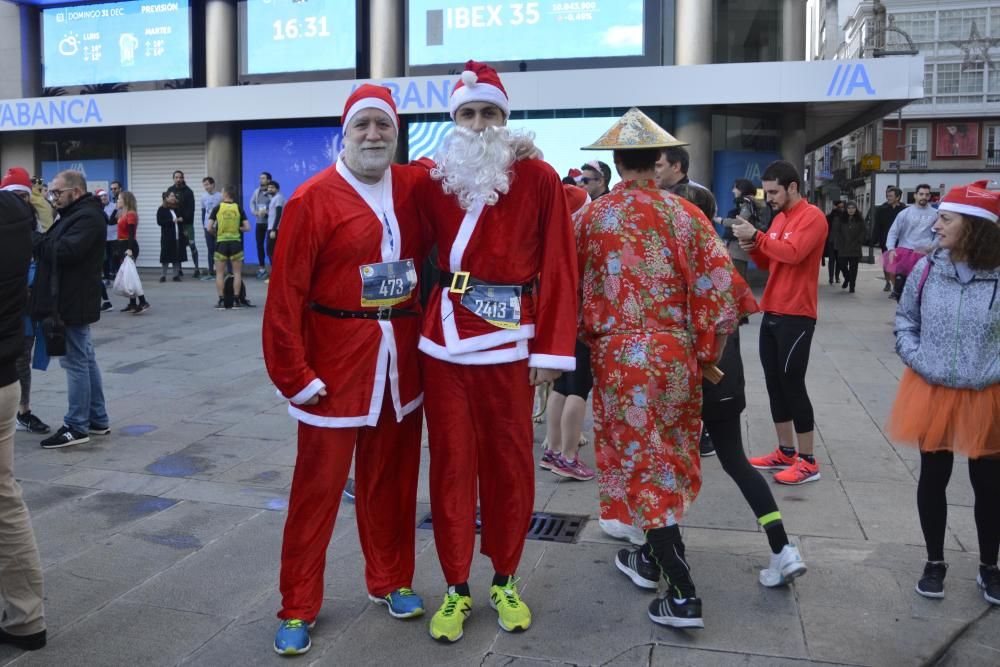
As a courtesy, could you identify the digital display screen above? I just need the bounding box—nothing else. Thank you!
[240,126,343,265]
[42,1,191,87]
[244,0,356,75]
[408,116,617,188]
[407,1,644,66]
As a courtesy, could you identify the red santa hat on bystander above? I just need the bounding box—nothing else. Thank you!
[449,60,510,120]
[1,167,32,194]
[342,83,399,132]
[938,180,1000,223]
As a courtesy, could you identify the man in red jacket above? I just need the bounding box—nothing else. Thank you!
[732,160,827,485]
[262,85,429,656]
[418,60,578,642]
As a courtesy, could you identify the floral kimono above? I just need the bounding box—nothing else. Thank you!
[577,180,747,530]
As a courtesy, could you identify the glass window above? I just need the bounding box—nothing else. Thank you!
[939,8,986,42]
[991,7,1000,37]
[714,0,782,64]
[894,11,936,47]
[908,126,927,152]
[936,62,961,95]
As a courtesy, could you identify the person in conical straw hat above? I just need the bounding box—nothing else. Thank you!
[576,108,757,629]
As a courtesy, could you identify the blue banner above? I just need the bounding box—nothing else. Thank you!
[240,126,343,266]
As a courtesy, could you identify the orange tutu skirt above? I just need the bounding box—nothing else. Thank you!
[887,368,1000,458]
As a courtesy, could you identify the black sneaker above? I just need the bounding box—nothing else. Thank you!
[133,302,151,315]
[0,627,46,651]
[978,565,1000,605]
[647,595,704,629]
[89,424,111,435]
[16,411,50,434]
[193,269,202,279]
[40,425,90,449]
[101,301,113,311]
[239,297,256,308]
[159,276,166,283]
[120,304,136,313]
[615,546,659,590]
[699,430,715,457]
[215,297,226,310]
[915,561,947,599]
[172,276,182,282]
[343,478,356,503]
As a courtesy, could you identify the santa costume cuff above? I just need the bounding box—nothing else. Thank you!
[528,353,577,372]
[285,378,327,405]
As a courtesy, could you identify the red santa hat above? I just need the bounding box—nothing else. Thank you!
[566,168,583,182]
[1,167,32,194]
[938,180,1000,223]
[96,188,107,197]
[342,84,399,132]
[449,60,509,120]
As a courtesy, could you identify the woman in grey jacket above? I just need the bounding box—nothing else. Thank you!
[887,180,1000,607]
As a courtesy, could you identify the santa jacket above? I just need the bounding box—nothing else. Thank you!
[416,158,578,370]
[263,159,429,428]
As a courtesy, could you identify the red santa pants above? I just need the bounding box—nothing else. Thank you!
[278,396,422,622]
[422,355,535,585]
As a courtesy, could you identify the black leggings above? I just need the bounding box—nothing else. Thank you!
[704,416,779,521]
[759,313,816,433]
[827,249,840,283]
[918,451,1000,566]
[255,223,269,268]
[841,257,859,289]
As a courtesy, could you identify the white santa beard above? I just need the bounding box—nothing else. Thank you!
[431,126,522,210]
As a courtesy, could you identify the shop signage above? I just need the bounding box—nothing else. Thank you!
[0,97,103,129]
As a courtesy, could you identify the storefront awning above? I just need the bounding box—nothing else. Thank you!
[0,56,923,141]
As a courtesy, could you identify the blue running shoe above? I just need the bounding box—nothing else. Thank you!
[368,587,425,619]
[273,619,312,656]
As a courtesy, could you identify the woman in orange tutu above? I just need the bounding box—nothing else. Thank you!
[888,180,1000,606]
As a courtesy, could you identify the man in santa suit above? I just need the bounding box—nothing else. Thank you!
[417,60,579,643]
[262,85,429,656]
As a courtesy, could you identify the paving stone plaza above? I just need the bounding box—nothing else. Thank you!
[4,262,998,667]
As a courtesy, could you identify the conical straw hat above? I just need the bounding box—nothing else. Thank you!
[582,107,688,150]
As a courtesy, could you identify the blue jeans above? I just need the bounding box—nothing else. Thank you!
[59,325,108,432]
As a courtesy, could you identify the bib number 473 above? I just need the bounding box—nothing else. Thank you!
[379,278,406,297]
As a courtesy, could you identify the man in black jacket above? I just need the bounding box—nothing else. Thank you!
[32,170,109,449]
[167,170,200,278]
[0,189,47,651]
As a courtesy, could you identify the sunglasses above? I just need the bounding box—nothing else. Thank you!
[31,177,44,185]
[579,177,595,184]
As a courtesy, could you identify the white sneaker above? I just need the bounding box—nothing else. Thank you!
[759,544,808,587]
[598,518,645,546]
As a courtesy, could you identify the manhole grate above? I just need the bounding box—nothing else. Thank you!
[417,510,587,544]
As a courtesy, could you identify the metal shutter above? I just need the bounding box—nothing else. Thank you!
[127,144,207,269]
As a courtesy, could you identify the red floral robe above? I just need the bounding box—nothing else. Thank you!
[577,180,750,530]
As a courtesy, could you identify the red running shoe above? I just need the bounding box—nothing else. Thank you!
[749,448,797,470]
[774,457,821,485]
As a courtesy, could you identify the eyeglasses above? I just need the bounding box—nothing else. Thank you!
[48,188,68,198]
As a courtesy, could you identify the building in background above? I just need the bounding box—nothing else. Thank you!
[0,0,922,267]
[808,0,1000,218]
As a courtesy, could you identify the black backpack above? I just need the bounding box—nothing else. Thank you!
[222,273,247,309]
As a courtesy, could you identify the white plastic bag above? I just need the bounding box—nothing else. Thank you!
[113,255,143,297]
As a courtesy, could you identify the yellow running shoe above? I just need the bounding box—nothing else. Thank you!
[429,589,472,643]
[489,577,532,632]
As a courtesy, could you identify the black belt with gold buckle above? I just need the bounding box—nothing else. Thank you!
[438,271,536,296]
[308,302,418,321]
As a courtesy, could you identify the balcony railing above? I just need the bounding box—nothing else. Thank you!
[987,151,1000,168]
[908,151,928,168]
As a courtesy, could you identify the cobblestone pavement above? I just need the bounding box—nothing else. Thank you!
[4,262,998,666]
